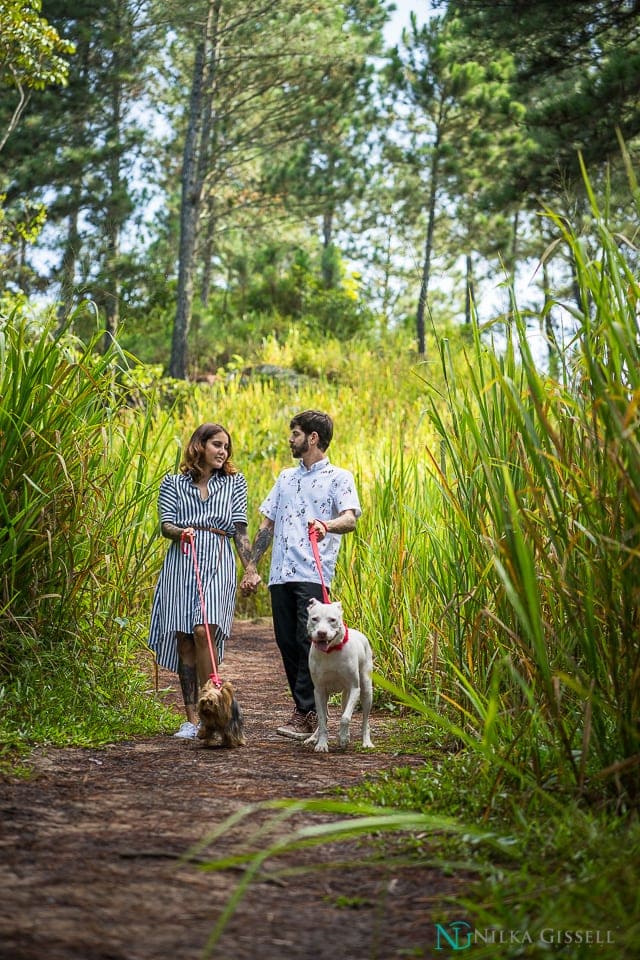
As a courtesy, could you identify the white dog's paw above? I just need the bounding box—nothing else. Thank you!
[313,739,329,753]
[361,736,374,749]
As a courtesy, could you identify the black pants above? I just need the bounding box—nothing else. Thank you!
[269,581,327,714]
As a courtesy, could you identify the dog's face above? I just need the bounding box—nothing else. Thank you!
[197,678,246,747]
[307,597,345,652]
[198,680,236,726]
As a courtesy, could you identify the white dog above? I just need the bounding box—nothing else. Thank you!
[305,597,374,753]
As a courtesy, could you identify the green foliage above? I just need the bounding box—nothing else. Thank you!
[0,306,181,750]
[338,168,640,811]
[0,0,74,91]
[3,0,639,358]
[0,0,159,315]
[432,206,640,804]
[222,251,376,342]
[444,0,640,201]
[348,759,640,959]
[0,624,175,758]
[119,248,380,371]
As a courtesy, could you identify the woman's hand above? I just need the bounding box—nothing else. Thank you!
[240,570,262,595]
[161,522,196,542]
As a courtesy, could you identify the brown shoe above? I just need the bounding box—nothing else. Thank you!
[277,708,317,740]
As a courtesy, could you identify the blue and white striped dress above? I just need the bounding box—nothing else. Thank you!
[147,470,248,672]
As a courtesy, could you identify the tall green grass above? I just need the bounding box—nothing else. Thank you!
[0,313,180,748]
[430,209,638,806]
[337,178,640,809]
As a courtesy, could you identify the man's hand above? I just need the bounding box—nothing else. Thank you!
[309,510,357,540]
[240,571,262,596]
[308,518,329,542]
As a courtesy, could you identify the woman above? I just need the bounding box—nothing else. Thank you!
[148,422,258,739]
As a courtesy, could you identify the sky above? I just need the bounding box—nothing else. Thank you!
[384,1,432,44]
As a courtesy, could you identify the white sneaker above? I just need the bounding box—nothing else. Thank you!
[173,721,199,739]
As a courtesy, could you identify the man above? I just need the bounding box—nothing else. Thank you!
[241,410,361,739]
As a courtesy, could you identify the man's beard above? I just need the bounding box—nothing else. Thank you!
[291,438,309,458]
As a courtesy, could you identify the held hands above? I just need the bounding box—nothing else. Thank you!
[240,569,262,596]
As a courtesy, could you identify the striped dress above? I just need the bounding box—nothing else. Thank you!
[147,470,248,672]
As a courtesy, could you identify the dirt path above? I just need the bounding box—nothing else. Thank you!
[0,621,465,960]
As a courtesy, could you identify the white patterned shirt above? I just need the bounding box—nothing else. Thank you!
[259,457,361,586]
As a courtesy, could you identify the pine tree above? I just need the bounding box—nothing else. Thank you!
[166,0,389,378]
[387,13,525,353]
[440,0,640,199]
[0,0,160,345]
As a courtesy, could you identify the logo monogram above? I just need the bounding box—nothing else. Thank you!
[434,920,473,951]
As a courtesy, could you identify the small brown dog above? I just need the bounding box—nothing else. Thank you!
[197,679,246,748]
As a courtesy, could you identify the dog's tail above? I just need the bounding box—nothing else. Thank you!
[227,695,246,747]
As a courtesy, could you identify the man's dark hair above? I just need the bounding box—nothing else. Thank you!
[290,410,333,451]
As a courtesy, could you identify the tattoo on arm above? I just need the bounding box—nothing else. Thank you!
[161,521,183,541]
[233,523,253,570]
[251,526,273,564]
[327,511,357,535]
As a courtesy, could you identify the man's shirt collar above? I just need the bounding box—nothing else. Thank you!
[297,457,329,473]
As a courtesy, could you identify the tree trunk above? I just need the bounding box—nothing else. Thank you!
[321,204,338,289]
[170,0,220,379]
[56,201,81,331]
[570,256,583,316]
[510,209,519,285]
[199,197,216,306]
[543,258,559,378]
[416,128,441,357]
[464,252,475,325]
[102,27,123,353]
[102,230,120,351]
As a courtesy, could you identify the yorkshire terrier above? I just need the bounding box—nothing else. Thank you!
[197,679,246,748]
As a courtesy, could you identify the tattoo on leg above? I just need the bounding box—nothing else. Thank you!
[178,659,198,706]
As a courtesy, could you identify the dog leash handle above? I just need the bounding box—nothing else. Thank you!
[180,530,222,687]
[308,522,331,604]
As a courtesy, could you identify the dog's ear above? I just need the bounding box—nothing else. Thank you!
[335,600,343,615]
[307,597,319,609]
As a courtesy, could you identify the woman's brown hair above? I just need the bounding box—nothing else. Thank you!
[180,423,238,481]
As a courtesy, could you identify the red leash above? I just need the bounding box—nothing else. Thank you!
[308,522,330,602]
[308,521,349,652]
[180,530,222,687]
